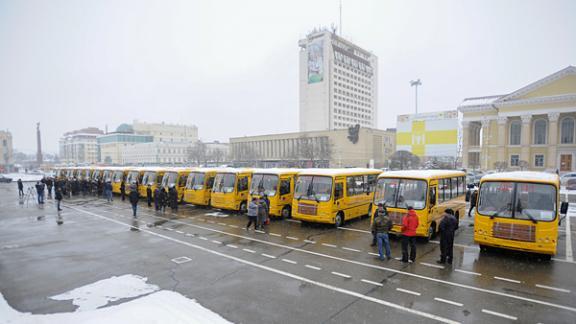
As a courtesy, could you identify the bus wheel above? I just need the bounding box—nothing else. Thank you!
[334,212,344,228]
[426,223,436,242]
[239,201,247,214]
[281,206,291,219]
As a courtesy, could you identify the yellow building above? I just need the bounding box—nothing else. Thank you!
[458,66,576,173]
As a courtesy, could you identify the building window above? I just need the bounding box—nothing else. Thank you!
[560,117,575,144]
[509,121,521,145]
[510,154,519,167]
[533,119,547,144]
[534,154,544,167]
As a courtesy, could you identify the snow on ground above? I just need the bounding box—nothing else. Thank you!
[50,274,159,311]
[1,173,44,183]
[0,275,232,324]
[204,212,229,217]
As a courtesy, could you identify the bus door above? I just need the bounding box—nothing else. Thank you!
[278,177,292,206]
[333,178,345,213]
[428,180,438,224]
[236,175,249,206]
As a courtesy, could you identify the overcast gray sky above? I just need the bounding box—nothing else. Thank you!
[0,0,575,154]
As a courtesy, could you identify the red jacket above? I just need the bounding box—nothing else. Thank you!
[402,210,419,237]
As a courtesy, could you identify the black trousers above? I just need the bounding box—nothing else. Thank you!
[468,204,475,216]
[246,216,258,229]
[401,236,417,262]
[440,233,454,262]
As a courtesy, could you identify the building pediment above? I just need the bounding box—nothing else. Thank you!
[496,66,576,102]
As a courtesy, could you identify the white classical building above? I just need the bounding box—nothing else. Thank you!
[299,29,378,131]
[121,142,190,165]
[132,120,198,144]
[59,127,104,164]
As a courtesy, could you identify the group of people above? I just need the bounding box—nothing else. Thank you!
[18,177,64,211]
[371,203,458,265]
[126,183,180,218]
[246,194,269,230]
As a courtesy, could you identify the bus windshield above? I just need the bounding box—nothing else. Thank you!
[162,172,178,188]
[187,172,206,190]
[477,181,557,221]
[142,171,157,185]
[295,176,332,202]
[127,171,139,184]
[213,173,236,193]
[250,174,279,197]
[374,178,427,210]
[113,171,124,183]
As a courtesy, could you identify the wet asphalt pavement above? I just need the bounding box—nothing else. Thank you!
[1,183,576,323]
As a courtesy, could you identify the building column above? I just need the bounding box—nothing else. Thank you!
[481,119,491,170]
[520,115,532,165]
[547,112,560,170]
[461,121,470,169]
[497,117,507,164]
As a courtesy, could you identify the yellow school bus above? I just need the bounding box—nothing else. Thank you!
[138,167,167,198]
[91,167,104,182]
[474,171,567,257]
[161,167,193,202]
[125,167,145,195]
[77,167,91,181]
[111,168,128,194]
[210,168,254,212]
[292,168,381,227]
[371,170,467,240]
[249,168,301,218]
[183,168,219,206]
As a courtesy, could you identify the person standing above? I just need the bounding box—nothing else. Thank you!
[159,187,168,213]
[401,206,419,263]
[35,181,45,204]
[257,196,268,229]
[262,194,270,225]
[17,179,24,198]
[105,181,113,202]
[372,203,393,260]
[468,190,478,217]
[146,184,153,207]
[120,181,126,201]
[55,186,63,211]
[246,197,259,230]
[437,209,458,264]
[46,177,53,199]
[153,187,161,211]
[169,186,178,212]
[129,184,139,217]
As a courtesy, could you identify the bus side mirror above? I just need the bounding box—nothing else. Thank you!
[560,202,569,215]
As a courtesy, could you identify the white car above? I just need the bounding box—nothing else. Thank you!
[561,172,576,185]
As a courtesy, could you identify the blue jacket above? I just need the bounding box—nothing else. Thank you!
[247,201,259,217]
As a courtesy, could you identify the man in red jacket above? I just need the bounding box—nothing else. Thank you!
[401,206,419,263]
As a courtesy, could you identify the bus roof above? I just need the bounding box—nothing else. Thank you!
[251,168,302,176]
[214,167,254,174]
[379,170,466,180]
[481,171,559,183]
[298,168,381,177]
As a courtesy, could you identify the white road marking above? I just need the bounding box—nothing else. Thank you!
[361,279,383,287]
[322,243,337,248]
[429,240,480,250]
[535,284,571,293]
[69,206,460,324]
[282,258,297,264]
[285,219,300,223]
[185,233,194,237]
[396,288,421,296]
[303,239,316,244]
[255,230,265,234]
[207,220,215,224]
[552,258,576,264]
[454,269,482,276]
[331,271,352,279]
[434,298,463,307]
[342,247,362,252]
[218,222,227,226]
[269,233,281,237]
[420,262,445,269]
[286,236,299,241]
[100,205,576,314]
[242,248,256,253]
[199,236,208,241]
[165,228,174,231]
[171,256,192,264]
[227,244,238,249]
[228,224,239,228]
[481,309,517,321]
[261,254,276,259]
[338,227,371,234]
[565,207,574,262]
[211,240,222,244]
[175,230,184,234]
[368,252,380,257]
[494,276,521,284]
[305,265,322,271]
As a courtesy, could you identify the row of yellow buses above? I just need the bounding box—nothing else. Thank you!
[53,166,568,257]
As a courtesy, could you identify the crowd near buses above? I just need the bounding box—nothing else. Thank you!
[49,166,570,260]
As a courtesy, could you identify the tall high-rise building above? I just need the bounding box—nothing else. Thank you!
[299,29,378,132]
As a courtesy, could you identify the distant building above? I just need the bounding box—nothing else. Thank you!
[132,120,198,144]
[205,141,230,163]
[299,29,378,132]
[59,127,104,164]
[458,66,576,172]
[230,128,395,168]
[122,142,190,165]
[97,124,153,164]
[0,130,14,172]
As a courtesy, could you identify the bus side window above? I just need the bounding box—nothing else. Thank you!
[179,175,187,187]
[280,179,291,195]
[237,177,248,192]
[207,176,215,189]
[334,183,344,201]
[429,187,437,207]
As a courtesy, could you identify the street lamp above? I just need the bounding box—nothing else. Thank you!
[410,79,422,114]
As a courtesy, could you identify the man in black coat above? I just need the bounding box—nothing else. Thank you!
[17,179,24,198]
[437,208,458,265]
[129,185,139,217]
[55,186,63,211]
[120,181,126,201]
[153,187,161,211]
[468,190,478,217]
[46,177,53,199]
[146,184,153,207]
[168,186,178,212]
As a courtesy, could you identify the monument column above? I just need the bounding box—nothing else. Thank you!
[461,121,470,169]
[497,117,507,165]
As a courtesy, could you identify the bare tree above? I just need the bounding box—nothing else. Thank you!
[494,161,508,172]
[188,141,207,166]
[390,150,420,170]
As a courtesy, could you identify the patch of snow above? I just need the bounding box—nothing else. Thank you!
[204,212,228,218]
[2,173,44,183]
[50,274,159,312]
